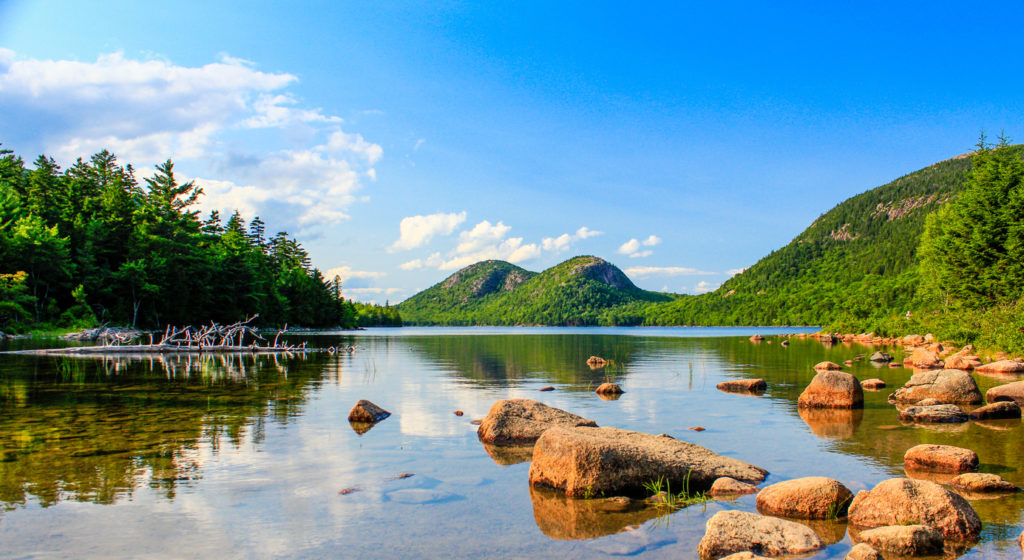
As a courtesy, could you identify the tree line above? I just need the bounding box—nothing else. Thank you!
[0,144,399,331]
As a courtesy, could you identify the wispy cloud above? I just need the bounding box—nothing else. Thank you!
[726,267,748,276]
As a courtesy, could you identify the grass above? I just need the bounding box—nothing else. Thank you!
[642,471,710,510]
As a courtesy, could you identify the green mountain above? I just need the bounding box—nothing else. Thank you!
[398,256,672,325]
[642,153,974,327]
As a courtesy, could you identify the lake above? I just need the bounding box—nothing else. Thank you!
[0,327,1021,558]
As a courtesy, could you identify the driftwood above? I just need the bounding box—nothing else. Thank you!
[8,316,357,356]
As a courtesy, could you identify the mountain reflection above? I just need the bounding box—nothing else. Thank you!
[0,352,330,509]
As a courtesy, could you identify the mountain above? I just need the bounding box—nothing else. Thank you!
[401,151,987,328]
[398,256,672,325]
[641,153,975,327]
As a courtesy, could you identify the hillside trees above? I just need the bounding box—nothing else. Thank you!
[0,144,384,331]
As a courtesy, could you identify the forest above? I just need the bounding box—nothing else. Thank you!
[0,145,400,332]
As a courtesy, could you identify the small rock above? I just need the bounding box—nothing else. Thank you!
[470,419,483,425]
[945,353,982,370]
[814,361,843,370]
[976,359,1024,374]
[968,400,1021,420]
[904,334,925,345]
[454,410,464,416]
[910,347,944,369]
[586,356,607,368]
[869,351,893,362]
[780,340,790,347]
[697,510,823,560]
[749,334,764,342]
[986,381,1024,405]
[755,476,854,519]
[904,444,978,473]
[848,477,982,540]
[387,472,415,481]
[949,473,1019,494]
[897,404,969,423]
[888,363,901,368]
[721,553,770,560]
[595,382,624,395]
[844,542,883,560]
[687,426,706,432]
[338,487,361,495]
[855,524,943,556]
[861,378,886,390]
[709,477,759,496]
[348,399,391,423]
[477,399,597,444]
[916,398,942,406]
[844,360,854,365]
[798,371,864,409]
[539,386,555,392]
[888,369,983,404]
[716,378,767,392]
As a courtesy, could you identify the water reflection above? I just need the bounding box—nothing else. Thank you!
[0,352,330,510]
[799,408,864,439]
[529,486,667,540]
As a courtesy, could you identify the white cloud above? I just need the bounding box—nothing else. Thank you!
[390,212,467,252]
[726,267,748,276]
[414,138,426,151]
[0,49,381,233]
[624,266,716,277]
[618,234,662,258]
[694,280,718,294]
[399,252,443,270]
[323,266,387,281]
[541,226,603,252]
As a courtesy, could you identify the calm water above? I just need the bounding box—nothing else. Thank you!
[0,327,1022,559]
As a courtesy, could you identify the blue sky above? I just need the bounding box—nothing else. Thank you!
[2,1,1023,303]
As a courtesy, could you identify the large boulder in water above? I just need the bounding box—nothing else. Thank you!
[798,371,864,409]
[986,381,1024,405]
[755,476,854,519]
[897,404,969,423]
[848,478,982,540]
[976,359,1024,374]
[697,510,823,560]
[969,400,1021,420]
[945,353,982,370]
[888,369,982,404]
[868,351,892,362]
[853,525,944,556]
[348,399,391,423]
[528,426,767,498]
[910,347,943,369]
[477,399,597,444]
[950,473,1019,494]
[904,444,978,473]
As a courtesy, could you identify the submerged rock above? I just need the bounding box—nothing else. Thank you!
[861,378,886,390]
[968,400,1022,420]
[595,382,624,395]
[755,476,853,519]
[749,335,764,342]
[844,543,884,560]
[897,404,969,423]
[854,524,943,556]
[986,381,1024,405]
[798,371,864,409]
[348,399,391,423]
[868,351,893,362]
[528,486,664,540]
[709,477,759,497]
[478,399,597,444]
[888,369,983,404]
[848,478,982,540]
[697,510,823,560]
[716,378,767,393]
[529,426,767,498]
[949,473,1019,494]
[813,361,843,371]
[903,444,978,473]
[586,356,608,368]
